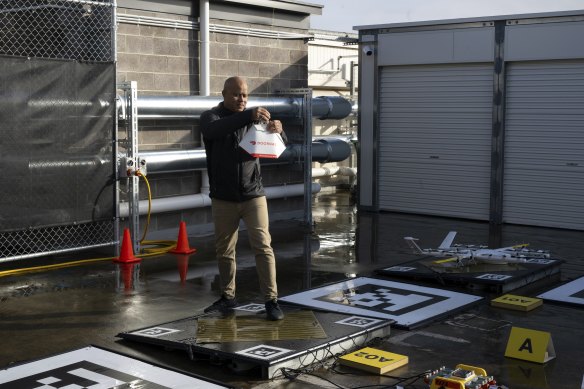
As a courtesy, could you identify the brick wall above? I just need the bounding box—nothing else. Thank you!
[208,21,308,95]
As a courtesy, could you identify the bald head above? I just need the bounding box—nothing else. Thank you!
[223,76,246,91]
[222,77,248,112]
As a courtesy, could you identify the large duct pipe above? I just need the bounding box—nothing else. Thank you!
[139,138,352,175]
[130,95,352,120]
[119,183,321,217]
[25,139,352,175]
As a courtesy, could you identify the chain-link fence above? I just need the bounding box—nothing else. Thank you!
[0,221,115,261]
[0,0,114,62]
[0,0,117,262]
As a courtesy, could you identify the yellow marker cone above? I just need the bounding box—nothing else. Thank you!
[491,294,543,312]
[504,326,556,363]
[339,347,408,374]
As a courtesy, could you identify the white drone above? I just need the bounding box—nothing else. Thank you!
[404,231,550,266]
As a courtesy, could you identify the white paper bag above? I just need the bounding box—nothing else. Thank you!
[239,122,286,159]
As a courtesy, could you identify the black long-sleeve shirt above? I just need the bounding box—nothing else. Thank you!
[200,103,264,201]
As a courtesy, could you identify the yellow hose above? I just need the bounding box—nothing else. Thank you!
[136,171,152,244]
[0,239,176,278]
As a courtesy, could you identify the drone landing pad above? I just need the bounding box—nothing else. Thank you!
[118,304,392,379]
[0,346,229,389]
[279,277,482,329]
[538,275,584,307]
[376,257,563,293]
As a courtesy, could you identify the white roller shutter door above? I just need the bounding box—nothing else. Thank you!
[378,64,493,220]
[504,61,584,230]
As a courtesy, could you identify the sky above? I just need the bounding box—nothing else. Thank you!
[307,0,584,33]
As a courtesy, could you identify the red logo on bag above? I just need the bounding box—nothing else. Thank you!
[250,140,275,146]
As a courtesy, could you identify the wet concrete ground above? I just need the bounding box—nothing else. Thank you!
[0,191,583,388]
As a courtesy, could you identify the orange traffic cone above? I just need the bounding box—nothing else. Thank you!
[114,228,142,263]
[176,255,189,284]
[169,221,196,254]
[119,262,136,291]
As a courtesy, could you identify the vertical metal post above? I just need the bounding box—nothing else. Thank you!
[113,104,120,255]
[301,90,313,289]
[303,90,313,230]
[490,21,506,228]
[199,0,211,196]
[350,61,356,96]
[303,233,312,290]
[276,88,314,287]
[112,0,119,254]
[118,81,140,254]
[112,0,117,63]
[128,81,140,254]
[199,0,210,96]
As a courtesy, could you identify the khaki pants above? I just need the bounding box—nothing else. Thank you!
[211,196,278,301]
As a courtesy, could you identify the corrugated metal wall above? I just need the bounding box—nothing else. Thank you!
[360,14,584,230]
[378,64,493,219]
[504,61,584,230]
[308,41,358,90]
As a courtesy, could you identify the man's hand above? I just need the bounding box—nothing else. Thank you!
[252,107,271,123]
[267,120,283,134]
[252,107,282,133]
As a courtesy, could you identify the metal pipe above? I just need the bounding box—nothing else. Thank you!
[350,61,357,96]
[138,138,352,175]
[0,5,89,14]
[209,24,311,39]
[138,149,207,174]
[24,140,352,178]
[308,138,353,163]
[119,183,321,217]
[0,241,117,264]
[337,54,359,70]
[199,0,211,196]
[199,0,210,96]
[312,166,356,178]
[131,95,353,120]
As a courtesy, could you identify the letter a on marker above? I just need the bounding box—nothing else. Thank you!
[504,326,556,363]
[518,338,533,353]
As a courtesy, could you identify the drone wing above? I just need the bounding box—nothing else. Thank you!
[498,243,530,251]
[432,257,459,264]
[438,231,457,249]
[496,243,550,259]
[432,252,471,265]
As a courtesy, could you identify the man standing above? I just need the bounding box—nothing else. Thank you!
[200,76,284,321]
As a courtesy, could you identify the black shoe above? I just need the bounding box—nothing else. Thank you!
[204,295,237,313]
[265,299,284,321]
